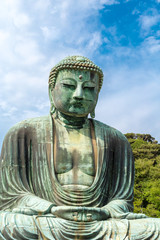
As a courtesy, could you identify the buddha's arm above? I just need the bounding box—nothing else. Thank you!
[99,132,147,220]
[0,168,55,216]
[0,125,55,215]
[0,159,55,215]
[102,200,147,219]
[102,200,132,218]
[11,194,55,215]
[101,131,135,219]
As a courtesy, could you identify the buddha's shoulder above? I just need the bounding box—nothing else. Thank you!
[6,115,51,135]
[92,119,128,142]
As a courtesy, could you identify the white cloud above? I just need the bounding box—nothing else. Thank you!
[41,26,60,40]
[156,30,160,36]
[139,10,160,35]
[100,0,120,5]
[14,39,44,65]
[13,13,31,28]
[0,2,43,67]
[34,0,51,11]
[140,15,160,30]
[4,0,20,7]
[87,32,103,51]
[0,0,30,29]
[0,30,9,44]
[142,36,160,54]
[0,101,7,110]
[2,107,18,117]
[45,0,119,26]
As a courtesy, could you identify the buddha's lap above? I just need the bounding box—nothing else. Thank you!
[0,211,160,239]
[0,211,36,232]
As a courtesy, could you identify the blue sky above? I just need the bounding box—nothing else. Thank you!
[0,0,160,149]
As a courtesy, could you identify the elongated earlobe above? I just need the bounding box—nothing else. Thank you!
[90,109,95,118]
[49,87,56,115]
[50,104,56,114]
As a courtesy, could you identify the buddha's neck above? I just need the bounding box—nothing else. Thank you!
[54,111,88,129]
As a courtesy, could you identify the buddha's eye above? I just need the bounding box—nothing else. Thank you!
[61,80,76,90]
[83,86,95,90]
[62,83,76,90]
[83,82,96,90]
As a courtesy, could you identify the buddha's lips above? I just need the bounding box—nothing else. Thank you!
[71,101,83,107]
[71,99,92,107]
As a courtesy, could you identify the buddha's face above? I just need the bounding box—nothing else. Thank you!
[50,69,99,117]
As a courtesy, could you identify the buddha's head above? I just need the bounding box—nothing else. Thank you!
[48,56,103,118]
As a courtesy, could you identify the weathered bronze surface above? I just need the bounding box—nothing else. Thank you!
[0,56,160,239]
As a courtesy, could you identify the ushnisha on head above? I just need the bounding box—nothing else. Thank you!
[48,56,104,119]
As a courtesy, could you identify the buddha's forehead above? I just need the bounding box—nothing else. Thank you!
[57,69,99,82]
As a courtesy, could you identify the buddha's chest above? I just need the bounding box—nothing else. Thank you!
[53,121,96,186]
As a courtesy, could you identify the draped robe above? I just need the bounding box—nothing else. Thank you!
[0,115,160,239]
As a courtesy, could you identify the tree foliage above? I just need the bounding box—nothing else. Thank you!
[125,133,160,217]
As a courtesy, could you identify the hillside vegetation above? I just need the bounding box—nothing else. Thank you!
[125,133,160,217]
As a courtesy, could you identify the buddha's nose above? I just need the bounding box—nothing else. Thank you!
[73,86,83,100]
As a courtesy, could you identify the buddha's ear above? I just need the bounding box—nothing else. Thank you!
[49,87,54,104]
[49,87,56,114]
[90,109,95,118]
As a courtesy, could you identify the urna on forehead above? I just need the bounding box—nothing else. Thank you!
[48,56,104,91]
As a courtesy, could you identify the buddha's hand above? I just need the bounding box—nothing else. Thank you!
[51,206,110,222]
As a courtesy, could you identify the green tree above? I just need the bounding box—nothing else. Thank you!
[125,133,160,217]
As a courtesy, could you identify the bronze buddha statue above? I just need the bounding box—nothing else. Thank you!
[0,56,160,239]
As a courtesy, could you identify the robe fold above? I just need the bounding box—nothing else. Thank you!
[0,115,160,239]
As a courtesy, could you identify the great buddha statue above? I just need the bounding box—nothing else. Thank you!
[0,56,160,239]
